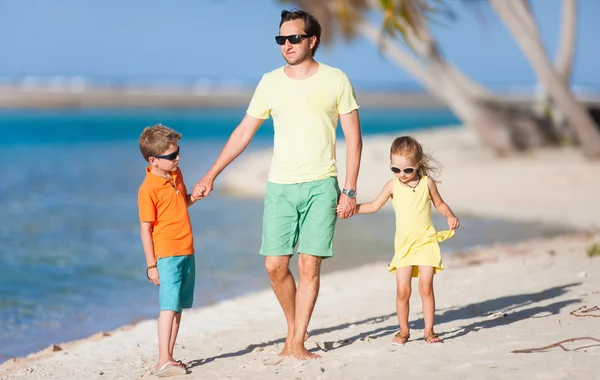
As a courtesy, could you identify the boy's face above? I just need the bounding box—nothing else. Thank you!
[149,144,180,173]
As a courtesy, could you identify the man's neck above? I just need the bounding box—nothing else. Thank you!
[285,59,318,80]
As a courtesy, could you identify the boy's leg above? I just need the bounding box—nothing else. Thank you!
[169,312,182,359]
[394,266,413,344]
[157,310,177,370]
[170,254,195,363]
[417,265,440,343]
[156,257,186,372]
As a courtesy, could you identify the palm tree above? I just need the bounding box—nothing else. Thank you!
[535,0,577,142]
[279,0,600,157]
[489,0,600,157]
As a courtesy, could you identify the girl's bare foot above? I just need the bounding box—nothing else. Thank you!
[424,331,441,344]
[391,331,410,345]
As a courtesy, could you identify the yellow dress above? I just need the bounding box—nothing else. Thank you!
[388,176,454,277]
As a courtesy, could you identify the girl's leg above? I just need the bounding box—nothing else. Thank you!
[168,312,182,360]
[392,266,413,344]
[417,266,440,343]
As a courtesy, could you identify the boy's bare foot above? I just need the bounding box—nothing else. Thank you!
[291,344,321,360]
[391,331,410,346]
[154,361,187,377]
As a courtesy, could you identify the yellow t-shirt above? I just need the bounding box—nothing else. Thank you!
[246,63,359,184]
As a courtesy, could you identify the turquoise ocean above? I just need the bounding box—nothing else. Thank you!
[0,108,571,361]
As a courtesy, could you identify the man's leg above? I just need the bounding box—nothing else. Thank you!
[265,255,297,356]
[291,253,322,359]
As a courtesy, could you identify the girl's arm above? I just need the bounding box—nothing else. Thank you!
[355,180,393,214]
[428,177,460,229]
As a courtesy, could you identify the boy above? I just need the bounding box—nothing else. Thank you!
[138,124,201,377]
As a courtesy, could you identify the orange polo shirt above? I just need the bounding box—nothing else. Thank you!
[138,166,194,259]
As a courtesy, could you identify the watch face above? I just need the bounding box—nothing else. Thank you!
[345,189,356,198]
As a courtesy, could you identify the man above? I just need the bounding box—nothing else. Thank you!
[194,9,362,360]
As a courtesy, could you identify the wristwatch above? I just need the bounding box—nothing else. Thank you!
[342,188,356,199]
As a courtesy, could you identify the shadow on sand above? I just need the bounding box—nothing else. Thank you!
[187,282,581,369]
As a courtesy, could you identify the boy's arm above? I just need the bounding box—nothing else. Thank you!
[351,180,393,214]
[140,221,159,285]
[428,177,460,229]
[186,193,200,207]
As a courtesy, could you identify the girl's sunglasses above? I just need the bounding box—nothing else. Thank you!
[154,147,180,161]
[391,166,416,174]
[275,34,309,45]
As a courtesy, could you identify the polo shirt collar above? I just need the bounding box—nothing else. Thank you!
[145,165,178,185]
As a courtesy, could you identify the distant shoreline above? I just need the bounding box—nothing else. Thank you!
[4,85,600,110]
[0,86,448,109]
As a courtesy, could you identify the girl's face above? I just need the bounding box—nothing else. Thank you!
[390,153,420,182]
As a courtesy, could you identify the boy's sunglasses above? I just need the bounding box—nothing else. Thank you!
[391,166,416,174]
[275,34,310,45]
[154,147,180,161]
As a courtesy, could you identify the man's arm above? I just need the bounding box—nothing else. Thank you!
[195,114,264,197]
[338,109,362,219]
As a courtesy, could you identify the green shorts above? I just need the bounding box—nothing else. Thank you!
[260,176,340,258]
[157,254,195,313]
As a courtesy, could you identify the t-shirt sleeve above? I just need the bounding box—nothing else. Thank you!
[337,71,360,115]
[138,186,157,222]
[246,75,271,120]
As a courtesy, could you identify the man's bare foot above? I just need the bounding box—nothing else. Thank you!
[278,342,292,356]
[291,344,321,360]
[278,332,309,356]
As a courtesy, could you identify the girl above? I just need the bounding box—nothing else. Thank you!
[349,136,459,345]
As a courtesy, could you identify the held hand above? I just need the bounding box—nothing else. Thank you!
[447,215,460,230]
[192,184,205,201]
[337,194,357,219]
[147,268,160,286]
[195,177,214,198]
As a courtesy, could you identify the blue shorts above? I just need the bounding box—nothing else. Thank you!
[157,254,195,313]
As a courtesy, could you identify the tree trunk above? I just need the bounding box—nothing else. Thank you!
[491,0,600,158]
[359,14,554,153]
[537,0,577,141]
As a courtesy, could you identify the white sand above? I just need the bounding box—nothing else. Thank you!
[2,127,600,379]
[223,127,600,229]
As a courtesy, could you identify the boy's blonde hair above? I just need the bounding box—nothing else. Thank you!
[139,124,181,162]
[390,136,441,180]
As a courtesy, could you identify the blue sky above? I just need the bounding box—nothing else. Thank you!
[0,0,598,91]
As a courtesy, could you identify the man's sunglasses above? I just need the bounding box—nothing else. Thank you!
[391,166,416,174]
[275,34,310,45]
[154,147,180,161]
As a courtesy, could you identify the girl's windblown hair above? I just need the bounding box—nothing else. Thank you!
[390,136,442,181]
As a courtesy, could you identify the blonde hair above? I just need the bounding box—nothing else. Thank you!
[138,124,181,162]
[390,136,441,180]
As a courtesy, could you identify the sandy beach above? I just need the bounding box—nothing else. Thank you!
[2,127,600,379]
